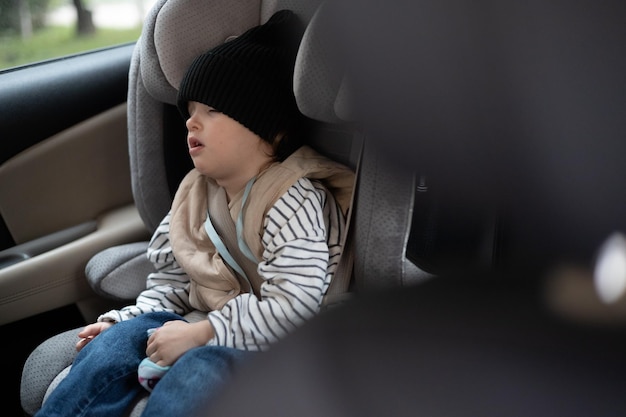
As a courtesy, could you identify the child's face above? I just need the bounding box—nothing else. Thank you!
[185,101,272,184]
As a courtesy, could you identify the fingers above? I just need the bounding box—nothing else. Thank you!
[77,327,94,339]
[148,351,173,368]
[153,358,171,367]
[76,321,114,351]
[145,328,170,367]
[78,322,107,339]
[76,335,94,352]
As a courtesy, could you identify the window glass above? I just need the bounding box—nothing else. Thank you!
[0,0,155,70]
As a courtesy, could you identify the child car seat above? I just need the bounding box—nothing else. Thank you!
[20,0,445,413]
[18,0,374,415]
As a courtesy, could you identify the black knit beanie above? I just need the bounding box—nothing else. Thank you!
[177,10,305,143]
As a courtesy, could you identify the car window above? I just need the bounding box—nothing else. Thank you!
[0,0,154,71]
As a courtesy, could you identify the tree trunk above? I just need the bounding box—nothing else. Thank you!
[18,0,33,39]
[72,0,95,36]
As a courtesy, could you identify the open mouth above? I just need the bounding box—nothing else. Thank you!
[188,137,204,150]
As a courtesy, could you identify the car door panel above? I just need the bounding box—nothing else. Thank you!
[0,204,147,325]
[0,44,151,325]
[0,104,133,241]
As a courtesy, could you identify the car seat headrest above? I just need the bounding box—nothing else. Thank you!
[139,0,260,104]
[139,0,327,109]
[294,1,354,123]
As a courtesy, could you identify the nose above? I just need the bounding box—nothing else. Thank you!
[185,114,199,131]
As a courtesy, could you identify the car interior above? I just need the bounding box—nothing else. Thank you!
[2,0,626,416]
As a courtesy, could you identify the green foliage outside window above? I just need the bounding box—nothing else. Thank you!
[0,0,146,70]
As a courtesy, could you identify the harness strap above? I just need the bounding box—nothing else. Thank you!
[205,181,263,297]
[321,139,363,307]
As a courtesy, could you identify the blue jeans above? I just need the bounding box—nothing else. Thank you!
[35,311,255,417]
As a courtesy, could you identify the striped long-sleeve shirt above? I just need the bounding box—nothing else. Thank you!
[98,177,345,351]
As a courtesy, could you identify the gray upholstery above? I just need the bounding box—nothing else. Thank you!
[20,328,81,416]
[85,242,153,301]
[19,0,359,415]
[43,366,70,405]
[294,2,347,124]
[20,0,430,415]
[354,147,434,289]
[294,1,431,289]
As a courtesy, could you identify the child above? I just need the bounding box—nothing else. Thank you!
[35,9,354,417]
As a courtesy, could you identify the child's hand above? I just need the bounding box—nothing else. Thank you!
[76,321,114,351]
[145,320,214,367]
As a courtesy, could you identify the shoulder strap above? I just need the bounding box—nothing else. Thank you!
[321,139,363,308]
[205,183,263,297]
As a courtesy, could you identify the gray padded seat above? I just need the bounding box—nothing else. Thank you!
[20,0,430,415]
[20,0,357,415]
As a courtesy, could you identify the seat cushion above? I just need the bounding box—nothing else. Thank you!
[20,328,82,416]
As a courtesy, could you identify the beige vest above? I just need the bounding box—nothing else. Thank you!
[169,146,355,311]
